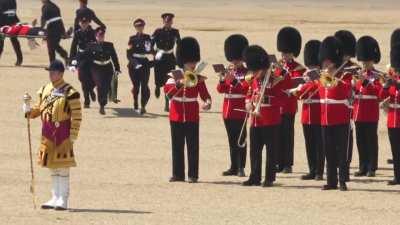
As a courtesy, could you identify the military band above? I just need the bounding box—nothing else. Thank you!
[0,0,22,66]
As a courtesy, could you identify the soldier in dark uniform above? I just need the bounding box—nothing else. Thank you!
[127,18,153,114]
[152,13,181,111]
[41,0,70,64]
[70,13,96,108]
[74,0,105,31]
[81,27,120,115]
[0,0,22,66]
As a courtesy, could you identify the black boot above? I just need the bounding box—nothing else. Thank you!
[99,106,105,115]
[322,185,338,190]
[242,179,261,186]
[301,173,315,180]
[237,168,246,177]
[339,182,348,191]
[90,90,96,102]
[155,87,161,98]
[262,180,274,187]
[222,168,237,176]
[354,170,367,177]
[388,180,400,185]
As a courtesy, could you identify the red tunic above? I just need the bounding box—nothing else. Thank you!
[216,66,249,120]
[296,81,321,125]
[380,85,400,128]
[164,77,211,123]
[274,60,306,115]
[246,76,287,127]
[319,73,352,126]
[352,69,382,122]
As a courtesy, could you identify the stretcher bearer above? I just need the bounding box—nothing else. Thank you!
[152,13,181,112]
[275,27,306,173]
[23,60,82,210]
[217,34,249,177]
[164,37,211,183]
[242,45,287,187]
[70,12,96,108]
[380,44,400,185]
[353,36,382,177]
[127,18,153,114]
[41,0,70,64]
[74,0,106,31]
[0,0,23,66]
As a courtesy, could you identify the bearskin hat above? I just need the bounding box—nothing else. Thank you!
[304,40,321,67]
[334,30,356,57]
[391,43,400,71]
[224,34,249,62]
[319,36,343,67]
[391,29,400,49]
[277,26,302,57]
[356,36,381,63]
[176,37,201,68]
[243,45,270,71]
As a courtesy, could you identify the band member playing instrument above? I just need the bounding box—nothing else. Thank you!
[22,60,82,210]
[217,34,249,177]
[70,12,96,108]
[334,30,357,181]
[81,27,120,115]
[380,44,400,185]
[127,18,153,114]
[74,0,105,31]
[293,40,325,180]
[275,27,306,173]
[0,0,22,66]
[152,13,181,112]
[353,36,382,177]
[164,37,211,183]
[242,45,287,187]
[318,36,352,191]
[41,0,71,64]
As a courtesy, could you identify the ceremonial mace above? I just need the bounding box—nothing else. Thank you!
[23,93,37,209]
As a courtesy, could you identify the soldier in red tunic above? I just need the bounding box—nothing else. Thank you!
[217,34,249,177]
[318,36,352,191]
[353,36,382,177]
[164,37,211,183]
[241,45,287,187]
[275,27,306,173]
[380,44,400,185]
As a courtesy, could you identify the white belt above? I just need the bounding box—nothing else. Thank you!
[320,99,349,105]
[93,59,112,65]
[172,97,197,102]
[133,53,149,59]
[44,17,62,28]
[389,104,400,109]
[77,48,85,53]
[303,99,320,104]
[3,9,16,15]
[354,95,378,100]
[157,49,174,54]
[224,94,245,99]
[260,104,272,107]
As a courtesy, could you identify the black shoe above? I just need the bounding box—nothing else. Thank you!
[276,165,284,173]
[140,108,147,115]
[99,106,105,115]
[84,104,90,109]
[282,166,292,174]
[322,185,338,190]
[237,168,246,177]
[262,180,274,187]
[169,177,185,182]
[15,58,22,66]
[41,205,54,210]
[367,171,376,177]
[339,182,348,191]
[315,175,323,181]
[388,180,400,185]
[354,171,367,177]
[301,173,315,180]
[90,91,96,102]
[188,177,198,183]
[155,87,161,98]
[242,179,261,186]
[387,159,394,164]
[222,169,237,176]
[54,206,67,211]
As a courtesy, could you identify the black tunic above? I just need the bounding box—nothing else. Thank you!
[0,0,19,26]
[41,1,65,36]
[70,25,96,64]
[74,7,106,31]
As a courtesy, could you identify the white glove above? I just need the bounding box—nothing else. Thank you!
[202,99,212,111]
[135,64,143,69]
[71,60,78,66]
[22,103,31,114]
[145,41,152,52]
[155,51,163,61]
[69,66,77,73]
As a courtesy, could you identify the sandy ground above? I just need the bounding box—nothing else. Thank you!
[1,0,400,224]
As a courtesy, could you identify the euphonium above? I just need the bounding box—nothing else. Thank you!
[320,69,338,88]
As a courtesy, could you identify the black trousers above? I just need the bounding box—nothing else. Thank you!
[345,128,353,180]
[388,128,400,182]
[0,36,22,61]
[249,125,279,183]
[154,53,176,88]
[223,119,247,171]
[278,113,295,168]
[355,122,379,172]
[170,122,199,179]
[91,64,113,107]
[303,124,325,176]
[78,65,95,105]
[322,124,350,186]
[128,61,150,109]
[46,35,68,63]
